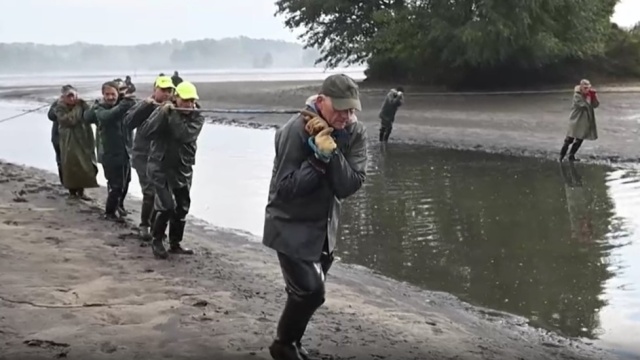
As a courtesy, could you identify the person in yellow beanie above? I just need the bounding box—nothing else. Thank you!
[124,76,175,240]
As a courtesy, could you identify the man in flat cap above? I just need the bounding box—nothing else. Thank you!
[263,73,368,360]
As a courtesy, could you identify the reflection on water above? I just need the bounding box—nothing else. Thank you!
[340,144,639,355]
[0,101,638,355]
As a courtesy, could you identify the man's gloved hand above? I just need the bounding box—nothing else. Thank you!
[163,102,175,111]
[308,127,337,163]
[301,109,329,136]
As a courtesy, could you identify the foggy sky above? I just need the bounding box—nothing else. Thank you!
[0,0,638,45]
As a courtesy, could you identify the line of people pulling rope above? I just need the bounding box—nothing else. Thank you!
[45,73,366,360]
[48,76,203,257]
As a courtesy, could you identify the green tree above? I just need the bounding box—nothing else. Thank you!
[276,0,637,88]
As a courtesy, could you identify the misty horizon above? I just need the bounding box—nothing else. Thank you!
[0,36,305,48]
[0,0,636,46]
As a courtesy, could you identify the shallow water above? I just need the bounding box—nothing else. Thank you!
[0,100,638,356]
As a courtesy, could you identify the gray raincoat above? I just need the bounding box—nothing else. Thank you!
[567,85,599,140]
[262,104,368,261]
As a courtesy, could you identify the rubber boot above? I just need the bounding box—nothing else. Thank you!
[270,292,323,360]
[168,219,193,255]
[559,141,570,162]
[151,211,170,259]
[379,128,385,142]
[383,129,392,142]
[76,188,91,201]
[569,140,582,162]
[139,195,154,241]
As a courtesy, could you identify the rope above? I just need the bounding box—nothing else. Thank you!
[0,103,299,125]
[176,107,300,115]
[0,103,50,124]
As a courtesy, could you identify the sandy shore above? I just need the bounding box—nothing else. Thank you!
[0,157,612,360]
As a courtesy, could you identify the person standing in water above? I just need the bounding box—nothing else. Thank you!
[138,81,204,259]
[171,71,183,86]
[263,74,367,360]
[54,85,99,199]
[124,75,136,94]
[560,79,599,162]
[85,81,137,220]
[378,86,404,142]
[124,76,175,241]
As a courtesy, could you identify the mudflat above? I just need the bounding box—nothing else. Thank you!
[191,80,640,163]
[2,79,639,163]
[0,160,608,359]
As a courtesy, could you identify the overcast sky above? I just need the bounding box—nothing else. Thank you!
[0,0,638,45]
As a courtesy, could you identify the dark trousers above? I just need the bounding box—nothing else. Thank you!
[379,124,393,142]
[102,162,131,215]
[275,242,334,345]
[52,141,63,185]
[560,137,584,159]
[151,185,191,244]
[133,161,154,227]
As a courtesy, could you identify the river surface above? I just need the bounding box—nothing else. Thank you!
[0,96,638,358]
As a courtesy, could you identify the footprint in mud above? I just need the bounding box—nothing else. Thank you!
[45,236,64,245]
[99,341,118,354]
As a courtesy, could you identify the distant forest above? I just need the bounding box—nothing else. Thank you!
[0,37,323,73]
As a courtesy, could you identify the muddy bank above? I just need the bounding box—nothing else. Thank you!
[3,79,638,164]
[0,161,613,359]
[191,81,640,164]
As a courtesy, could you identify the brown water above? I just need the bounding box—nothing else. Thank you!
[1,101,638,357]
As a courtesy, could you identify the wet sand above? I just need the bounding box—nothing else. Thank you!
[2,79,639,163]
[0,160,611,359]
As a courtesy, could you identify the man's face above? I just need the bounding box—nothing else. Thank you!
[102,86,119,105]
[176,97,196,111]
[153,87,173,103]
[316,95,354,130]
[62,92,77,106]
[581,83,591,93]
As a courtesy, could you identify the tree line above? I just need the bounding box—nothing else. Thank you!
[0,37,323,74]
[275,0,640,89]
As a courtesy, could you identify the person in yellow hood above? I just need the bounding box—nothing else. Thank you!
[137,81,205,259]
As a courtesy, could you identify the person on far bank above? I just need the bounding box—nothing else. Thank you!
[138,81,204,259]
[560,79,599,162]
[378,86,404,142]
[124,75,136,94]
[171,71,183,87]
[47,98,63,185]
[263,74,367,360]
[54,85,99,199]
[85,81,137,221]
[124,75,175,241]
